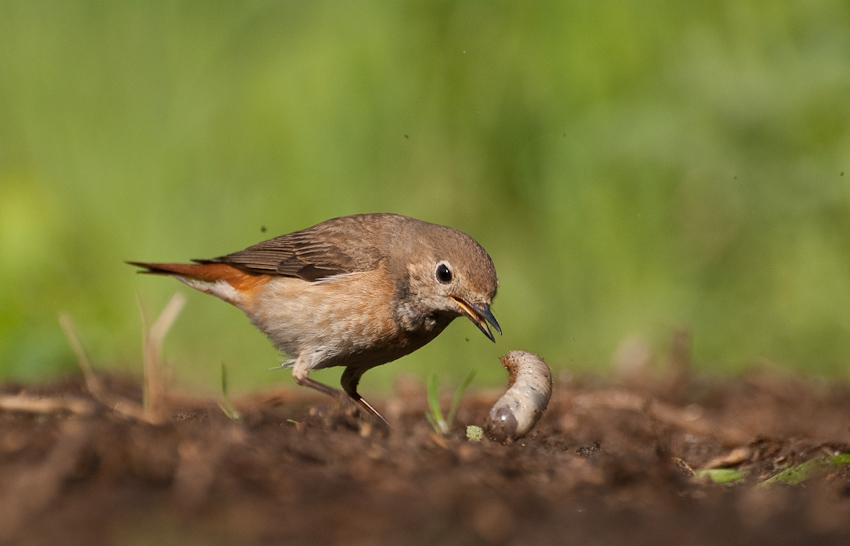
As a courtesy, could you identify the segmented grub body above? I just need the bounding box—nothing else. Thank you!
[485,350,552,441]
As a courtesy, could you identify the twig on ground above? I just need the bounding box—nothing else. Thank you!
[0,394,95,416]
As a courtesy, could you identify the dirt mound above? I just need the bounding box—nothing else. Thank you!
[1,370,849,546]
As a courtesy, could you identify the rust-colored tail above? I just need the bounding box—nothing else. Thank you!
[127,261,268,293]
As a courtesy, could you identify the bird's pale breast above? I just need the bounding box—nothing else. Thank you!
[243,263,438,370]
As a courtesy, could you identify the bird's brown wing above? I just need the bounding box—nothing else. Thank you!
[198,215,386,282]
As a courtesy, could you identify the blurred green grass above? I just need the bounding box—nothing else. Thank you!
[1,1,849,394]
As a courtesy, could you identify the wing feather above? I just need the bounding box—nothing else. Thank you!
[198,215,389,281]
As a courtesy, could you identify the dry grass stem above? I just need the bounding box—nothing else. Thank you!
[58,313,164,424]
[58,313,104,400]
[141,292,185,420]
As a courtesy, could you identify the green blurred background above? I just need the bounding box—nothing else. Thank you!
[1,1,849,395]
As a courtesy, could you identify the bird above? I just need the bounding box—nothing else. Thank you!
[128,213,500,424]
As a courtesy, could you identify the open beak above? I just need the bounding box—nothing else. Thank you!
[450,297,502,342]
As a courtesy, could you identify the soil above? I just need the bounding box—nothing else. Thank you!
[1,367,850,546]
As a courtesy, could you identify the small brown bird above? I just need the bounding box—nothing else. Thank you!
[128,213,500,423]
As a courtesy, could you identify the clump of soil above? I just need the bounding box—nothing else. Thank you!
[1,368,849,546]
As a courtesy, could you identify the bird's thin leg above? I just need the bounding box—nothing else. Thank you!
[291,358,389,426]
[291,356,349,402]
[341,366,391,428]
[292,372,345,398]
[354,398,391,428]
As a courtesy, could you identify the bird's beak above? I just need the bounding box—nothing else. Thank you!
[450,297,502,342]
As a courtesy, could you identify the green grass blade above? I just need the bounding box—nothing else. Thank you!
[759,454,850,488]
[218,363,240,421]
[426,373,448,435]
[446,370,476,425]
[694,468,747,485]
[220,362,229,396]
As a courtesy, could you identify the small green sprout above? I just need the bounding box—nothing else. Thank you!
[695,453,850,488]
[218,362,241,421]
[758,453,850,488]
[425,370,476,436]
[694,468,747,485]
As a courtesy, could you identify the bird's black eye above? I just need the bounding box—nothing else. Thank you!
[436,263,453,284]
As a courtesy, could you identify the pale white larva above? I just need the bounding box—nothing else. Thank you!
[485,350,553,441]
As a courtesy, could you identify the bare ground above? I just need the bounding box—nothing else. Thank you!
[1,367,850,546]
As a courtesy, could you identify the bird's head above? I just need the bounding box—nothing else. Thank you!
[391,222,500,341]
